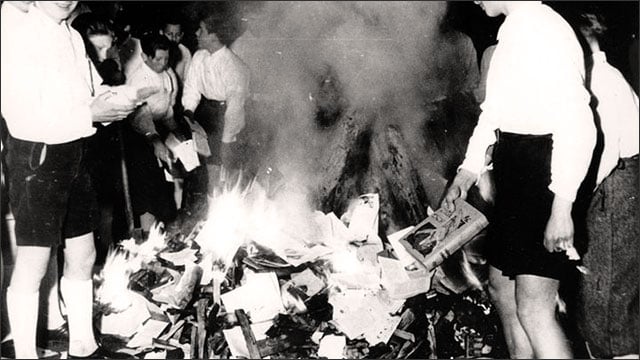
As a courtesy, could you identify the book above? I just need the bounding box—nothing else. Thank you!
[398,199,488,271]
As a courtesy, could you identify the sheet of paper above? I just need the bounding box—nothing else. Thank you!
[291,268,325,297]
[222,321,273,359]
[329,288,404,343]
[347,193,379,242]
[158,247,198,267]
[220,272,285,323]
[100,292,151,337]
[126,319,169,349]
[318,335,346,358]
[175,140,200,172]
[187,121,211,156]
[387,226,417,267]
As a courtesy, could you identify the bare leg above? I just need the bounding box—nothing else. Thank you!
[516,274,572,359]
[8,246,51,358]
[41,250,66,330]
[488,266,534,358]
[62,232,98,356]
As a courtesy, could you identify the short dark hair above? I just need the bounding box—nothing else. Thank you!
[71,13,114,64]
[200,13,236,47]
[577,11,608,40]
[72,12,114,37]
[163,14,184,29]
[140,33,172,58]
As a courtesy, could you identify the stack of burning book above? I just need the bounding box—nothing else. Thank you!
[89,175,503,359]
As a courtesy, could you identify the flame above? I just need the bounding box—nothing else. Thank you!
[327,247,362,274]
[196,173,300,275]
[96,225,168,312]
[138,222,167,261]
[95,247,135,313]
[118,222,167,272]
[196,176,251,270]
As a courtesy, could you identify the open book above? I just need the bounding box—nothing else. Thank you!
[398,198,488,271]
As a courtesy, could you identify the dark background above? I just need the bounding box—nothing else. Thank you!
[89,1,639,90]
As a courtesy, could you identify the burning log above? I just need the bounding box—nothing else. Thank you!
[315,109,371,205]
[370,123,430,227]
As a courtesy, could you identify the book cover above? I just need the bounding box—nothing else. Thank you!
[398,198,488,271]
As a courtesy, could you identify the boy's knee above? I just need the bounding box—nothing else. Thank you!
[488,278,512,307]
[516,298,554,328]
[64,248,96,274]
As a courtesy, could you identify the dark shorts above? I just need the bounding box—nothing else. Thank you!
[4,135,98,247]
[486,131,575,280]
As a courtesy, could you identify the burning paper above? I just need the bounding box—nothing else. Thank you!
[119,222,168,269]
[317,335,346,358]
[326,245,381,290]
[158,247,198,267]
[329,288,404,344]
[195,180,252,270]
[95,248,136,313]
[341,193,380,243]
[100,291,151,337]
[222,320,273,358]
[126,319,169,349]
[281,281,308,314]
[220,271,285,323]
[378,252,435,299]
[291,268,325,298]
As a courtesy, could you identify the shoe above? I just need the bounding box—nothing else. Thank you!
[67,345,132,359]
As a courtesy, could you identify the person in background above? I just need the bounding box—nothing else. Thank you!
[73,12,125,86]
[442,2,595,358]
[182,12,250,194]
[72,13,129,260]
[159,15,193,210]
[160,15,192,86]
[575,11,639,359]
[122,33,180,235]
[1,1,137,358]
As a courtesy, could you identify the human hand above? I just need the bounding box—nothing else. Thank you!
[441,168,477,212]
[136,86,160,104]
[185,116,207,139]
[543,195,574,253]
[152,139,173,166]
[91,91,136,122]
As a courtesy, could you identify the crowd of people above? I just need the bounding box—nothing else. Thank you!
[0,1,637,359]
[1,1,249,358]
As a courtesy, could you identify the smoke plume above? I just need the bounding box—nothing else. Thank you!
[228,1,476,208]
